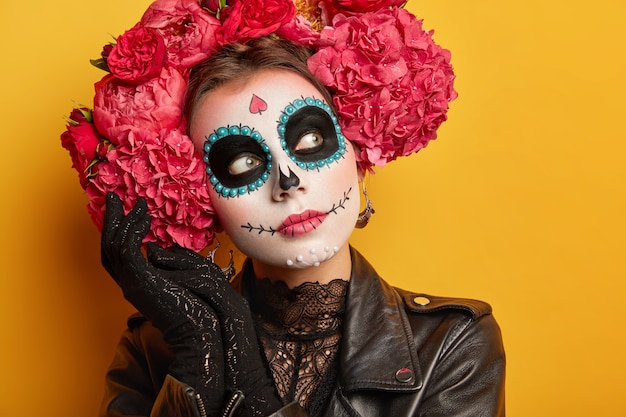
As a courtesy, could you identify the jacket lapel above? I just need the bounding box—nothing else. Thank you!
[338,248,423,394]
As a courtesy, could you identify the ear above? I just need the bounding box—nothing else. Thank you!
[357,164,366,182]
[349,141,367,181]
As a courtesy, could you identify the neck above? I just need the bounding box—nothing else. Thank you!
[251,244,352,289]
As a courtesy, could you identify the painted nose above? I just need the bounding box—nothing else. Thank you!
[279,165,300,190]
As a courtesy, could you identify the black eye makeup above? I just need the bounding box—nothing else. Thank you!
[203,125,272,198]
[277,97,346,170]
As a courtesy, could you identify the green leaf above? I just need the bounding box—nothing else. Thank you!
[90,58,110,73]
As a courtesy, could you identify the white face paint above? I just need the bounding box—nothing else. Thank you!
[190,70,360,270]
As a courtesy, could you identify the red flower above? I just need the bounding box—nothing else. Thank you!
[218,0,296,44]
[93,66,186,144]
[85,127,219,251]
[60,108,108,188]
[201,0,222,14]
[140,0,221,70]
[107,26,167,84]
[308,8,456,169]
[319,0,406,21]
[63,0,457,250]
[100,44,114,62]
[276,15,321,47]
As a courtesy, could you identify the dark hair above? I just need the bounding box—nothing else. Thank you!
[184,36,334,130]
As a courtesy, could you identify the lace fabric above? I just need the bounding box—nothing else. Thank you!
[245,274,348,416]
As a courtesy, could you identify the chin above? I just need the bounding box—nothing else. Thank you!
[282,243,343,268]
[243,240,345,270]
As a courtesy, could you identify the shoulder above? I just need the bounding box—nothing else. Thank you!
[349,247,492,321]
[394,288,493,320]
[392,287,504,359]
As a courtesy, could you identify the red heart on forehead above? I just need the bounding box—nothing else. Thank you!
[249,94,268,115]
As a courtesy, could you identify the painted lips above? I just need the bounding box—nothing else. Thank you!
[278,210,328,237]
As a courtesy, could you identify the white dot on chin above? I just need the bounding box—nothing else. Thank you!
[286,259,294,266]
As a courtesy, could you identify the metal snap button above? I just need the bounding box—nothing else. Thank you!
[413,296,430,306]
[395,368,413,383]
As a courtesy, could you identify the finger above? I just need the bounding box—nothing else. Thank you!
[117,198,151,269]
[193,264,239,317]
[102,192,124,249]
[171,244,207,260]
[147,243,207,271]
[101,192,125,274]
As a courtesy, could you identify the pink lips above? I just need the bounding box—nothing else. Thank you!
[278,210,328,237]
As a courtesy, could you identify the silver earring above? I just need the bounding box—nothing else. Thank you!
[355,184,375,228]
[206,240,236,280]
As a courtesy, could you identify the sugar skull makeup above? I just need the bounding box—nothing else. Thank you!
[203,97,347,198]
[278,97,347,171]
[190,70,360,271]
[204,125,272,198]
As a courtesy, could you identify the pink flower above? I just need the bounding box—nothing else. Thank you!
[218,0,296,44]
[140,0,221,70]
[60,108,108,188]
[276,15,321,47]
[93,66,186,144]
[63,0,457,250]
[107,26,167,84]
[308,8,456,169]
[85,127,219,251]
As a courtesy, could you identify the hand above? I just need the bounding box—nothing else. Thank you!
[101,193,227,415]
[148,244,283,417]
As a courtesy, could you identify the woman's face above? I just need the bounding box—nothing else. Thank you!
[190,70,360,269]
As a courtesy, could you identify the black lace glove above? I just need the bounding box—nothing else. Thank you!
[101,193,227,416]
[148,243,283,417]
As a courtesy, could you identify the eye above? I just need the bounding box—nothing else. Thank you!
[294,131,324,154]
[281,105,340,164]
[205,130,270,193]
[228,153,264,175]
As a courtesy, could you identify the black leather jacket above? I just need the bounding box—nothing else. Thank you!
[100,248,505,417]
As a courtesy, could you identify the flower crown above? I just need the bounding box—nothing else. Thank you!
[61,0,457,251]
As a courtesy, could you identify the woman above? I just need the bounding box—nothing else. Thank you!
[61,2,505,416]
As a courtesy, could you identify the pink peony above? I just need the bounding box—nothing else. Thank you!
[308,8,456,169]
[85,127,219,251]
[276,15,321,47]
[140,0,221,70]
[62,0,457,250]
[93,66,186,144]
[218,0,296,44]
[107,26,167,84]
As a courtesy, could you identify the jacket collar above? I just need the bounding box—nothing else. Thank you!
[233,247,423,394]
[339,247,423,393]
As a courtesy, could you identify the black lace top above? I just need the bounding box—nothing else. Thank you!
[244,270,349,417]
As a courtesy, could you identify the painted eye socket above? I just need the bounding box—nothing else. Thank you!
[203,126,272,198]
[278,97,346,170]
[294,131,324,154]
[228,153,264,175]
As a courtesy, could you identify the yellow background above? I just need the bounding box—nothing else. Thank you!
[1,0,624,415]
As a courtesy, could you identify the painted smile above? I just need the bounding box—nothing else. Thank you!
[277,210,328,237]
